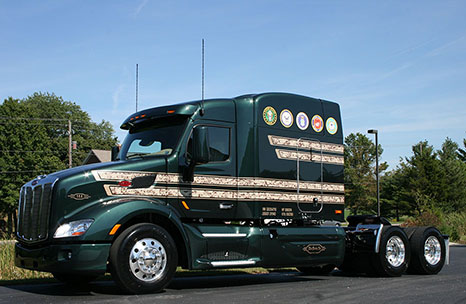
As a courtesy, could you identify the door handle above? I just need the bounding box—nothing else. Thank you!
[219,203,234,210]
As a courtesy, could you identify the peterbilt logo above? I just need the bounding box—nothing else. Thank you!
[303,244,326,255]
[68,193,91,200]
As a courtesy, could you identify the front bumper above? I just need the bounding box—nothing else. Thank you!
[15,242,111,275]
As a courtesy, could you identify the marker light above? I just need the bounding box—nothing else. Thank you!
[118,180,132,187]
[54,219,94,238]
[109,224,121,235]
[181,200,190,210]
[335,210,343,214]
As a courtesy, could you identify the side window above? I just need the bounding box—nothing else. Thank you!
[187,125,230,162]
[207,126,230,162]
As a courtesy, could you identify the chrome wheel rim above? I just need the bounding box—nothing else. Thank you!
[386,236,406,268]
[424,236,442,266]
[129,238,167,282]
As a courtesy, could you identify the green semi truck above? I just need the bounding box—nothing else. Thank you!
[15,93,447,293]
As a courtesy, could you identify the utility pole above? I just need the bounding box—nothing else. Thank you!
[368,129,380,216]
[68,119,72,168]
[136,63,138,112]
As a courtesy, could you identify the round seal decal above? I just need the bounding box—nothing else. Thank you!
[311,115,324,132]
[296,112,309,130]
[326,117,338,135]
[263,106,277,126]
[280,109,293,128]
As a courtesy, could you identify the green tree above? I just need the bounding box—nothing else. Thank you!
[438,138,466,212]
[344,133,387,215]
[0,92,117,235]
[457,138,466,162]
[382,139,466,217]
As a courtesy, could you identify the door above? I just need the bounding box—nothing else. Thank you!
[182,122,237,219]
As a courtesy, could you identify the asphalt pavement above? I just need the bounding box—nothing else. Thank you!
[1,245,465,304]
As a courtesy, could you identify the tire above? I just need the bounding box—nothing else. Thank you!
[109,223,178,294]
[52,272,98,285]
[371,226,410,277]
[407,227,445,275]
[297,264,335,275]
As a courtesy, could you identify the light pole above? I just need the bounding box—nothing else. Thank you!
[367,129,380,217]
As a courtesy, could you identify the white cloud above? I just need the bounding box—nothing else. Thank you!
[112,84,126,113]
[134,0,149,16]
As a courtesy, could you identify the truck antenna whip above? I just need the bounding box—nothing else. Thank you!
[200,39,205,116]
[136,63,139,112]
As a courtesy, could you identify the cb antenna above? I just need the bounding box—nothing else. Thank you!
[200,39,205,116]
[136,63,139,112]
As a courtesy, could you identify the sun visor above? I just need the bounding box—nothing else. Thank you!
[120,104,198,130]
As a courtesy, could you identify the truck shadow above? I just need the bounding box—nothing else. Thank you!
[4,272,325,296]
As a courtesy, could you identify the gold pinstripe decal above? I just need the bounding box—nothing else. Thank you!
[267,135,344,154]
[103,185,344,204]
[92,171,344,193]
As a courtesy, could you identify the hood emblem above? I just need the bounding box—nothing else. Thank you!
[303,244,326,255]
[68,193,91,201]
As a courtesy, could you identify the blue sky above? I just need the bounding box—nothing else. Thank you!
[1,0,466,168]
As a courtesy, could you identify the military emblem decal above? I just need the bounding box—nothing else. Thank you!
[296,112,309,130]
[68,193,91,200]
[303,243,326,255]
[311,115,324,132]
[263,106,277,126]
[280,109,293,128]
[326,117,338,135]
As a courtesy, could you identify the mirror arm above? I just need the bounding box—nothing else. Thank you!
[182,160,196,182]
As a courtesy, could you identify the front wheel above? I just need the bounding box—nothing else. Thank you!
[371,226,410,277]
[109,223,178,294]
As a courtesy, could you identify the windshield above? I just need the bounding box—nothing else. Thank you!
[119,116,188,160]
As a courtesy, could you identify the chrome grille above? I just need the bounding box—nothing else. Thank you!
[17,178,55,243]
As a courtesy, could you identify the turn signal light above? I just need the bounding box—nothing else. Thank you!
[335,210,342,214]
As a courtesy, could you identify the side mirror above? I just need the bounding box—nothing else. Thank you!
[192,126,210,164]
[111,145,120,161]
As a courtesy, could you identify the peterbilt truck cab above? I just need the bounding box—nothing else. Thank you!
[15,93,447,294]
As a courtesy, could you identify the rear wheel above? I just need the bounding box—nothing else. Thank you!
[109,223,178,294]
[297,264,335,275]
[371,226,410,277]
[407,227,445,275]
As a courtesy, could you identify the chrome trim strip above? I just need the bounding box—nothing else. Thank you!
[210,260,256,267]
[202,233,247,238]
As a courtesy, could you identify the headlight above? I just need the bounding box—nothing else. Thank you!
[53,219,94,238]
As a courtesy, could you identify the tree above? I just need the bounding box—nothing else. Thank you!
[382,139,466,217]
[438,138,466,212]
[457,138,466,162]
[0,92,117,235]
[344,133,387,215]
